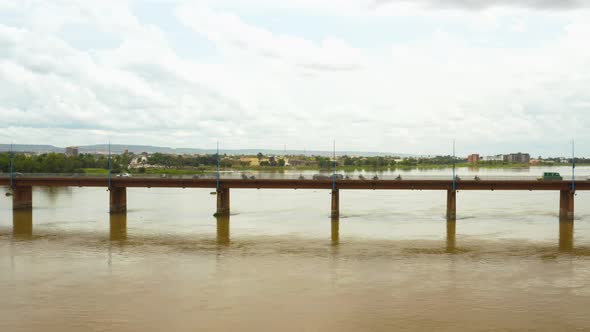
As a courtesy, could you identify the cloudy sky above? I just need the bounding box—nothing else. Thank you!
[1,0,589,156]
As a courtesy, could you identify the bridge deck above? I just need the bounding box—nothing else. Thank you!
[0,176,586,190]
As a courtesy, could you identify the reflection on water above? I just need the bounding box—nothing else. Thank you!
[216,215,230,246]
[39,186,72,205]
[559,221,574,252]
[331,217,339,245]
[446,220,456,253]
[12,209,33,238]
[109,213,127,241]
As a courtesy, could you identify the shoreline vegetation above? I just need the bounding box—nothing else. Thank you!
[0,152,584,175]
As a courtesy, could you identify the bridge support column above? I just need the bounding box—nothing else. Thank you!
[109,213,127,241]
[446,220,456,253]
[13,186,32,210]
[13,209,33,238]
[109,187,127,213]
[331,217,339,244]
[216,215,230,245]
[446,190,456,220]
[559,220,574,252]
[215,188,230,216]
[559,190,574,221]
[331,189,339,218]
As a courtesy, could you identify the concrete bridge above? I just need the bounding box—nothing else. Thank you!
[1,175,585,221]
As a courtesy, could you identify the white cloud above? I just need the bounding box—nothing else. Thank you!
[176,5,365,71]
[0,1,589,155]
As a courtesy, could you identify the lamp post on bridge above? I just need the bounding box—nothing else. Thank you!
[214,141,230,217]
[453,139,457,191]
[447,139,457,220]
[572,140,576,193]
[9,142,14,190]
[216,140,220,192]
[332,140,336,191]
[330,139,339,219]
[108,141,112,190]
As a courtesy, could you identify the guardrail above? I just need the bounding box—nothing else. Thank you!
[0,172,588,181]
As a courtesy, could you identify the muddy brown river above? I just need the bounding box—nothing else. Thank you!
[1,167,590,331]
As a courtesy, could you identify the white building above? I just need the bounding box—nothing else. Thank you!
[129,155,148,168]
[481,155,504,162]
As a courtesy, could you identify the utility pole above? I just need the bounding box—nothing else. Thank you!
[453,138,457,191]
[216,141,220,192]
[572,140,576,193]
[9,142,14,189]
[332,140,336,191]
[108,141,112,190]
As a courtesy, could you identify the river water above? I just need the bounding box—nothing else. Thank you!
[1,166,590,331]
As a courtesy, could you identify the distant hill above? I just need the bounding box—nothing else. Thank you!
[0,144,64,153]
[0,144,412,157]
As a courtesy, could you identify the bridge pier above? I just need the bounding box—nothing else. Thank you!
[109,187,127,213]
[446,190,456,220]
[559,220,574,252]
[446,220,456,253]
[216,215,230,245]
[215,188,230,216]
[331,189,339,218]
[559,190,574,221]
[331,217,339,244]
[13,186,33,210]
[109,213,127,241]
[13,209,33,238]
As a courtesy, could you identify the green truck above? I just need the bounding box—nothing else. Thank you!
[538,172,563,181]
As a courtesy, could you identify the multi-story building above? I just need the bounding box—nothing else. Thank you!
[481,155,504,162]
[504,153,530,164]
[467,154,480,163]
[65,146,79,157]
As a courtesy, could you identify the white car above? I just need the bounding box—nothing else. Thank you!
[117,173,131,177]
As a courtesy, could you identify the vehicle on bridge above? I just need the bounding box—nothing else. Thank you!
[538,172,563,181]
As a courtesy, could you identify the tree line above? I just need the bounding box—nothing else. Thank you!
[0,152,130,174]
[2,151,581,174]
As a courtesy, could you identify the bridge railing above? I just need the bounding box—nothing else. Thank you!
[1,172,589,182]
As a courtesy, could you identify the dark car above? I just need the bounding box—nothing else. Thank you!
[538,172,562,181]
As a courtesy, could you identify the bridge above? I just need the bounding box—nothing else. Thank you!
[0,174,585,221]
